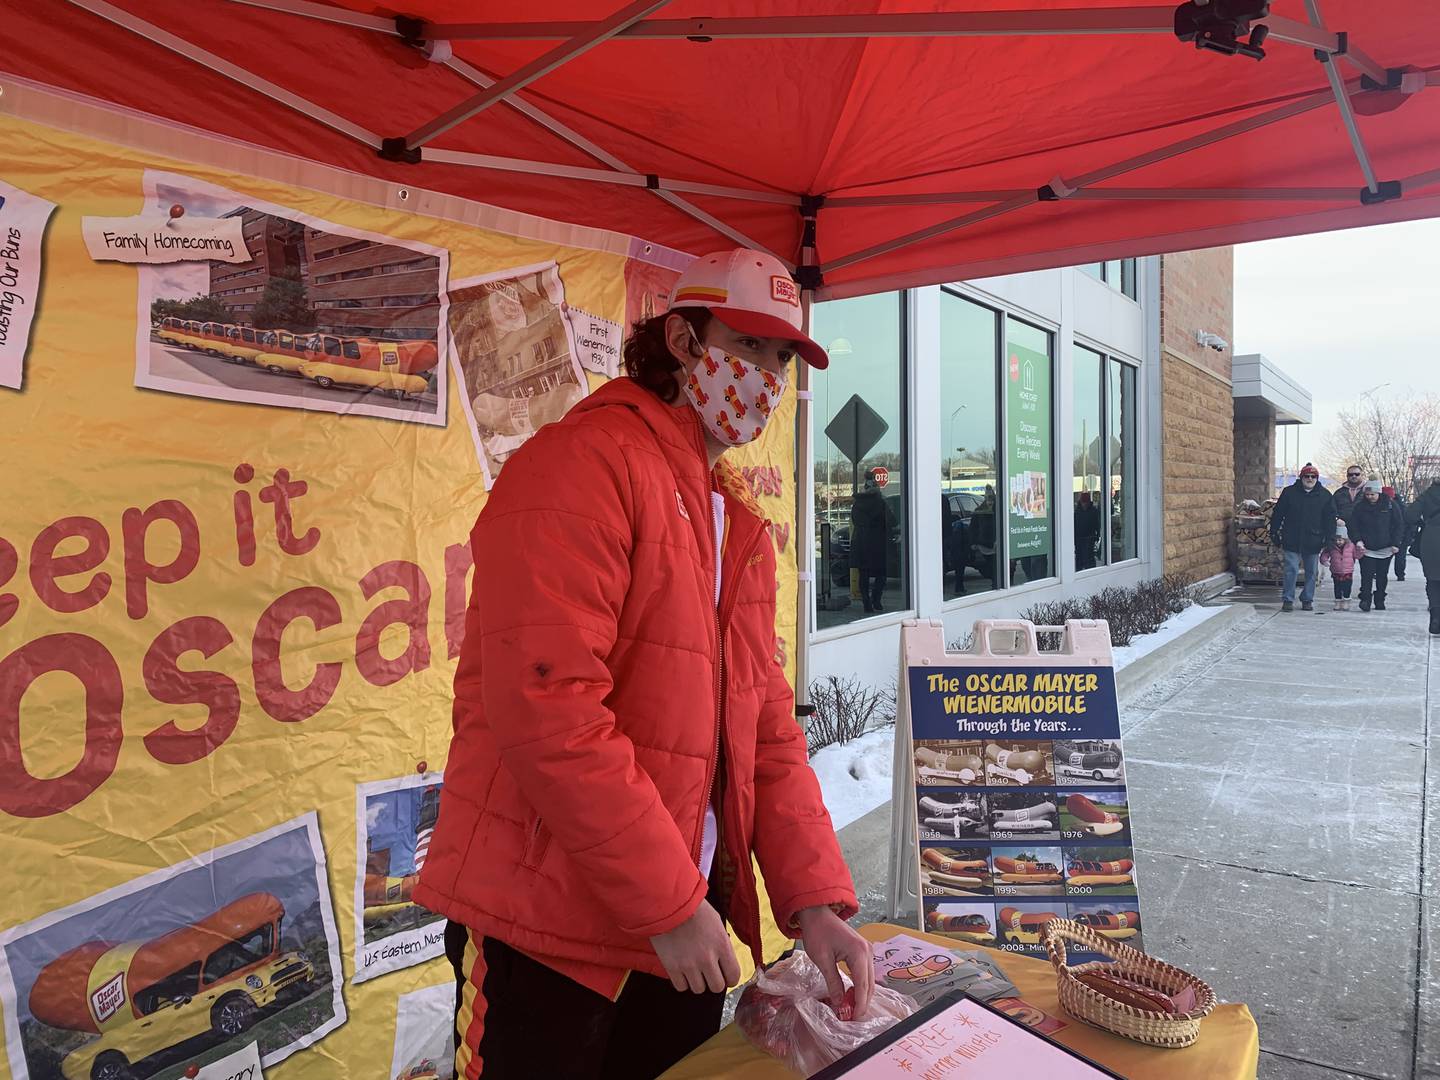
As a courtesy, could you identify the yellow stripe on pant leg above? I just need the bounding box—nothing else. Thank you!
[455,928,487,1080]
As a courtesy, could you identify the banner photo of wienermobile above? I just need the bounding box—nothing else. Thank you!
[1,817,344,1080]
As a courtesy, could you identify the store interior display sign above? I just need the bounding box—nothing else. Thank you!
[811,992,1122,1079]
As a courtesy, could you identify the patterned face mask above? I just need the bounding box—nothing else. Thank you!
[682,333,788,447]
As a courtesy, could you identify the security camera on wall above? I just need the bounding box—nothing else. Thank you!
[1195,331,1230,352]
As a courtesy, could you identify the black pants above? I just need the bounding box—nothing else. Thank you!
[1394,546,1408,578]
[1333,576,1353,599]
[445,921,724,1079]
[857,567,885,611]
[1427,579,1440,613]
[1360,556,1393,606]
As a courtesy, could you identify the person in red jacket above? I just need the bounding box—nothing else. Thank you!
[416,248,869,1079]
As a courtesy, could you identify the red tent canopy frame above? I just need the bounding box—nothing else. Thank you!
[5,0,1440,300]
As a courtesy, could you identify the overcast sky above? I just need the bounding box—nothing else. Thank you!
[1234,216,1440,476]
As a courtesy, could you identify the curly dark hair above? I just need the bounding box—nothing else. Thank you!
[621,308,711,403]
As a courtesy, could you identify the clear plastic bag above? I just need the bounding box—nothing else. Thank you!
[735,950,918,1076]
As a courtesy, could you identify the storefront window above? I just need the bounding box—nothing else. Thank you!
[811,294,909,630]
[1111,359,1138,560]
[1120,258,1138,301]
[940,292,1001,600]
[1073,345,1105,571]
[1005,320,1054,584]
[1076,259,1137,300]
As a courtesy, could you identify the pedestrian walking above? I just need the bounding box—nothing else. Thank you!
[1319,523,1361,611]
[1270,462,1335,612]
[1384,485,1411,580]
[1350,480,1406,612]
[1407,479,1440,635]
[1332,464,1367,527]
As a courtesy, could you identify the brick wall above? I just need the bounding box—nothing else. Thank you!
[1234,417,1276,504]
[1160,247,1233,379]
[1160,249,1235,581]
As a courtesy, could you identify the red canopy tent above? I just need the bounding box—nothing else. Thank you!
[7,0,1440,300]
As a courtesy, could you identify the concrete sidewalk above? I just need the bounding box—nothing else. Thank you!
[837,578,1438,1079]
[1126,580,1436,1080]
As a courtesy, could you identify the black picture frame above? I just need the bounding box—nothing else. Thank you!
[809,989,1125,1079]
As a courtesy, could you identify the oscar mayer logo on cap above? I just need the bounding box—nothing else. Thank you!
[770,275,800,307]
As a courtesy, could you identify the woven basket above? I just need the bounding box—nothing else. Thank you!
[1042,918,1216,1048]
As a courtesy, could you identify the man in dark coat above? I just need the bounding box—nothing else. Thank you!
[850,469,895,613]
[1350,480,1406,611]
[1332,464,1367,527]
[1408,479,1440,634]
[1270,462,1336,612]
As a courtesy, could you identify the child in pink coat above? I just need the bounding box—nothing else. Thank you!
[1320,522,1363,611]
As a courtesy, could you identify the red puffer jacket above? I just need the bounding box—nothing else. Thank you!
[415,377,857,976]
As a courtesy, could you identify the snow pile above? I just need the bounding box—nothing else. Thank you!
[808,727,894,831]
[1111,603,1225,670]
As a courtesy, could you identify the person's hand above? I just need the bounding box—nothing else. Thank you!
[650,901,741,994]
[796,905,874,1019]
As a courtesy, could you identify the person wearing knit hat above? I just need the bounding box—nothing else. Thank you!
[1320,521,1361,611]
[1270,463,1336,612]
[1381,485,1412,581]
[1350,480,1406,611]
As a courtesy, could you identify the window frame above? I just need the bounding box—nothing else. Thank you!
[938,287,1005,601]
[1077,258,1139,301]
[808,290,914,641]
[1072,341,1108,573]
[1073,338,1141,569]
[1109,356,1140,563]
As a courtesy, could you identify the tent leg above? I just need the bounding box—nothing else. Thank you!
[795,199,821,712]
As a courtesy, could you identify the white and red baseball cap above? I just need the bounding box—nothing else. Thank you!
[667,248,829,369]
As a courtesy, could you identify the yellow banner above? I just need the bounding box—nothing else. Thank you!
[0,111,797,1080]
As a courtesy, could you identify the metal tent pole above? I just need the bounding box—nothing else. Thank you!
[1303,0,1380,194]
[821,85,1338,276]
[65,0,383,148]
[404,0,674,150]
[828,186,1364,207]
[420,9,1179,41]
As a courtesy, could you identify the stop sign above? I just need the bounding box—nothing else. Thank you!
[872,466,890,488]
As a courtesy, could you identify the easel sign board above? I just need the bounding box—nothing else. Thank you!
[889,619,1142,965]
[811,992,1123,1079]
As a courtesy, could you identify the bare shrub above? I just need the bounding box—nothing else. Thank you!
[806,675,890,757]
[1017,573,1198,649]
